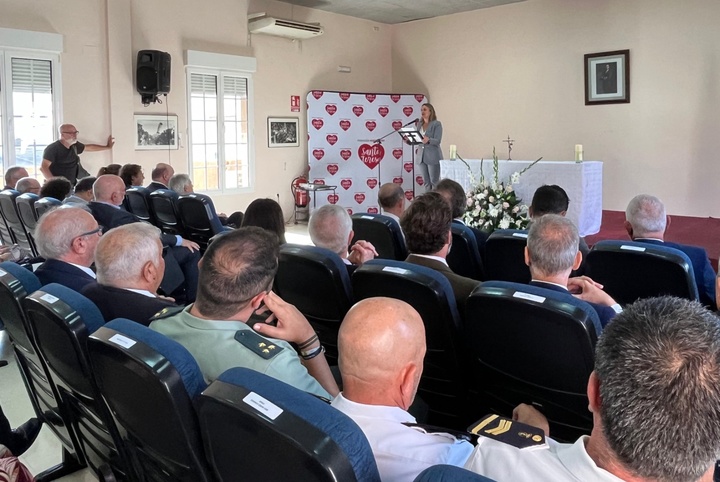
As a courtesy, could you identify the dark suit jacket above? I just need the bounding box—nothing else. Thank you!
[529,280,617,329]
[35,259,95,292]
[633,238,717,309]
[81,283,176,326]
[146,181,167,194]
[405,254,480,314]
[88,201,176,246]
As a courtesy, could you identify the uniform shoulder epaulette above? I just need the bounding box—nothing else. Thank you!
[468,414,546,449]
[234,330,284,360]
[149,305,185,322]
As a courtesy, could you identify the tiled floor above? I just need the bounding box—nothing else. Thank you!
[0,222,311,479]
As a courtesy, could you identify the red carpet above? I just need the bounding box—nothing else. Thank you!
[585,211,720,271]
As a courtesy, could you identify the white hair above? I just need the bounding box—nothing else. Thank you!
[308,204,352,257]
[34,206,91,259]
[169,173,192,193]
[95,223,162,286]
[625,194,667,236]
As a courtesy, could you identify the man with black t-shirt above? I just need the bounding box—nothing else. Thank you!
[41,123,114,184]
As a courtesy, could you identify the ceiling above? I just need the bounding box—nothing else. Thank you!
[275,0,527,25]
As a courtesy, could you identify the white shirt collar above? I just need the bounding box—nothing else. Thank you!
[531,279,568,291]
[124,288,157,298]
[67,262,96,279]
[412,254,448,266]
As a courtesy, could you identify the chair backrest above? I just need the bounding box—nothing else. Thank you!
[149,189,185,235]
[585,240,699,305]
[0,189,17,245]
[352,259,469,430]
[414,465,496,482]
[176,193,229,250]
[351,213,407,260]
[88,318,213,481]
[16,192,39,229]
[464,281,599,442]
[0,189,37,256]
[483,229,530,283]
[34,196,62,219]
[447,223,485,281]
[0,263,86,470]
[273,244,353,365]
[124,186,154,223]
[22,283,135,479]
[198,367,381,482]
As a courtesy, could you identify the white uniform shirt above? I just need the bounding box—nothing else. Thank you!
[331,393,474,482]
[464,436,625,482]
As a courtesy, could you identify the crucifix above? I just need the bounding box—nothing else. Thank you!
[503,135,515,160]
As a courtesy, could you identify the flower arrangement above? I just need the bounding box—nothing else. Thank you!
[462,147,541,233]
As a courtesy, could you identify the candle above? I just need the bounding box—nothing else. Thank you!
[449,144,457,160]
[575,144,583,162]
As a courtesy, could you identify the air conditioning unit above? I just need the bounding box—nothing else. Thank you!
[248,15,324,40]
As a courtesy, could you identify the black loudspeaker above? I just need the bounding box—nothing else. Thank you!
[136,50,171,95]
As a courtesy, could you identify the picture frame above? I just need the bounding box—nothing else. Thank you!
[134,114,179,150]
[584,49,630,105]
[268,117,299,148]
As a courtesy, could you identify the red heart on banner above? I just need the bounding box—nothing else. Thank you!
[367,178,378,189]
[347,208,353,215]
[354,193,366,204]
[415,176,424,186]
[378,106,389,117]
[392,148,403,159]
[327,164,339,175]
[328,194,339,204]
[339,92,351,101]
[358,144,385,170]
[390,94,401,103]
[312,118,324,130]
[404,190,414,201]
[365,94,376,103]
[365,120,377,132]
[392,120,403,130]
[353,106,364,117]
[312,179,326,185]
[325,104,337,115]
[403,162,413,173]
[339,120,351,131]
[326,134,338,145]
[341,179,352,190]
[312,91,323,100]
[367,207,379,214]
[313,149,325,160]
[403,106,414,117]
[414,94,425,103]
[393,177,403,185]
[340,149,352,160]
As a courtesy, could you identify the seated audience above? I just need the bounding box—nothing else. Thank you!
[34,206,101,291]
[63,176,96,206]
[15,177,40,195]
[81,223,176,325]
[435,178,488,253]
[464,296,720,482]
[97,163,121,177]
[119,163,144,189]
[401,191,480,312]
[150,227,338,398]
[332,297,475,481]
[624,194,716,309]
[147,162,174,192]
[168,172,242,227]
[4,166,28,190]
[308,204,377,274]
[242,198,286,244]
[39,176,72,201]
[377,182,405,225]
[526,214,620,327]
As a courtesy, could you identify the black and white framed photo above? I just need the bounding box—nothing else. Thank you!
[135,114,179,150]
[268,117,299,148]
[584,49,630,105]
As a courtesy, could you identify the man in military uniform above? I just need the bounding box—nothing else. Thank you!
[41,123,114,184]
[150,227,338,400]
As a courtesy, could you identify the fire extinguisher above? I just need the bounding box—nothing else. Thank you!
[292,176,309,207]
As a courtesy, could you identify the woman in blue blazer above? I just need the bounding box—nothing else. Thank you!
[415,103,443,190]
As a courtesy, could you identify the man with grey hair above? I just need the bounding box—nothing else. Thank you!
[465,296,720,481]
[526,214,620,327]
[624,194,716,309]
[15,176,41,194]
[168,173,193,194]
[33,206,102,291]
[4,166,28,190]
[308,204,377,274]
[81,223,176,325]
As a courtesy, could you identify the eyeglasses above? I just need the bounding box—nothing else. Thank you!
[62,130,79,135]
[74,226,103,241]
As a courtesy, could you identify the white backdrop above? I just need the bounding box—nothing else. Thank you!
[306,91,427,215]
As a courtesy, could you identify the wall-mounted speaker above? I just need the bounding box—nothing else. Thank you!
[136,50,171,95]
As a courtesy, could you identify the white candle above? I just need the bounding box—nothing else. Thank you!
[449,144,457,160]
[575,144,583,161]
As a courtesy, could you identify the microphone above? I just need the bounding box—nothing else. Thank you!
[403,118,419,127]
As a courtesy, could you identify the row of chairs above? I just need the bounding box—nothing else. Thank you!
[273,244,600,440]
[0,189,62,257]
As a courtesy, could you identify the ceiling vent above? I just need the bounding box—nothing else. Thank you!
[248,14,324,40]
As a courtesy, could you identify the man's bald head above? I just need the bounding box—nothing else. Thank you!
[378,183,404,215]
[151,163,174,184]
[338,297,425,408]
[93,175,126,205]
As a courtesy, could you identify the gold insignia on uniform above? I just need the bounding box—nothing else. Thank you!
[262,349,270,354]
[259,342,267,348]
[234,330,284,360]
[268,345,276,350]
[468,414,546,450]
[532,435,542,442]
[485,419,512,436]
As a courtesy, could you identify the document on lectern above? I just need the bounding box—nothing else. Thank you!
[398,127,424,145]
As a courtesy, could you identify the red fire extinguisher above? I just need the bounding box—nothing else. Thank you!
[292,176,309,207]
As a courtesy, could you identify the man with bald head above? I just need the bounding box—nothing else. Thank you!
[147,162,175,192]
[34,206,102,291]
[377,182,405,224]
[41,123,114,184]
[331,297,475,481]
[4,166,28,190]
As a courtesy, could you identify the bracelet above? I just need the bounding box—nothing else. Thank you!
[297,333,319,350]
[300,345,325,361]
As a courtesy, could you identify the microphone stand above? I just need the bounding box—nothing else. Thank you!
[368,118,418,193]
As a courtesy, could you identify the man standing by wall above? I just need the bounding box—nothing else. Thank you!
[41,124,114,184]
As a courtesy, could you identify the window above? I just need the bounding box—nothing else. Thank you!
[187,69,253,192]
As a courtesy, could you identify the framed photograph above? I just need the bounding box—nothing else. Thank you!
[584,49,630,105]
[268,117,299,148]
[135,114,179,150]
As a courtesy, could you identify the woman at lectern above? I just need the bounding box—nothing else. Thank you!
[415,103,443,191]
